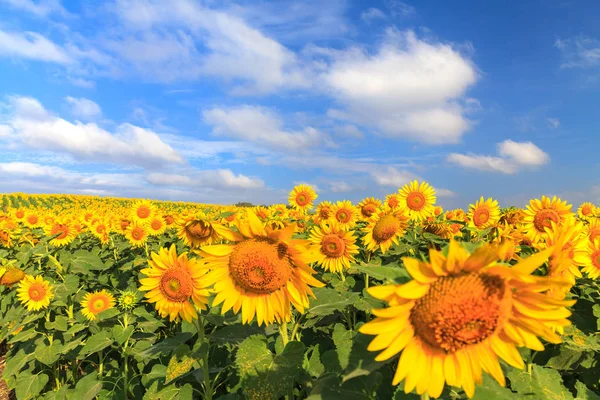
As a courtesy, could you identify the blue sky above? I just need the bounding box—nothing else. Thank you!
[0,0,599,208]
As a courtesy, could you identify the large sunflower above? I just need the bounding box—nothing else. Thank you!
[363,209,409,254]
[522,196,573,243]
[307,223,359,273]
[197,211,324,326]
[139,245,210,322]
[360,240,574,398]
[398,180,436,221]
[468,197,500,230]
[17,275,54,311]
[357,197,382,220]
[331,200,359,230]
[288,184,318,211]
[81,290,116,321]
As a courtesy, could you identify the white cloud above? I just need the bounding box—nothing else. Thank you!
[555,36,600,68]
[203,105,333,151]
[0,30,74,64]
[147,170,264,189]
[333,124,364,139]
[547,118,560,128]
[435,188,456,198]
[372,166,418,187]
[385,0,416,17]
[0,125,13,137]
[323,30,477,144]
[1,0,68,17]
[448,139,549,174]
[68,77,96,88]
[361,8,386,22]
[497,140,549,166]
[64,96,102,120]
[4,96,184,168]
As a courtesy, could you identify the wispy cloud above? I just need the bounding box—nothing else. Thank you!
[555,36,600,68]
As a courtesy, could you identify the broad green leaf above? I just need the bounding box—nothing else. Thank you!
[210,324,264,344]
[14,372,49,400]
[71,371,102,400]
[508,365,574,400]
[112,325,135,346]
[471,374,514,399]
[353,263,410,283]
[45,315,68,331]
[78,331,113,358]
[306,288,360,317]
[35,341,64,365]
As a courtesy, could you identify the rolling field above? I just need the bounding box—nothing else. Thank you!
[0,182,599,400]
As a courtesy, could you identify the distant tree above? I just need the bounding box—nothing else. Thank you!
[235,202,255,208]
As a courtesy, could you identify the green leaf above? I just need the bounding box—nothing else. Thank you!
[14,372,49,400]
[45,315,69,331]
[306,288,360,317]
[471,374,514,399]
[353,263,410,283]
[138,332,194,359]
[78,331,113,358]
[305,344,325,378]
[96,307,121,321]
[235,335,273,377]
[71,371,102,400]
[112,325,135,346]
[507,365,574,400]
[8,329,38,343]
[575,381,600,400]
[68,250,108,273]
[210,324,264,344]
[35,341,64,366]
[3,349,35,379]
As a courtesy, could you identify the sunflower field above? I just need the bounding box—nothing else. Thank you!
[1,182,599,400]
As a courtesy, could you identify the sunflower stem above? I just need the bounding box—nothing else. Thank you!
[279,321,289,347]
[421,394,430,400]
[290,314,305,342]
[365,273,370,290]
[196,315,213,400]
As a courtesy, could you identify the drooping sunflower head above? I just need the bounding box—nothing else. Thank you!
[288,184,318,211]
[331,200,359,229]
[422,221,454,240]
[358,197,382,220]
[81,290,116,321]
[139,244,210,323]
[178,213,224,248]
[360,240,574,398]
[523,196,573,243]
[125,221,149,248]
[198,211,324,326]
[131,199,156,223]
[362,209,409,254]
[468,197,501,230]
[17,275,54,311]
[0,261,25,287]
[578,202,596,219]
[307,222,360,273]
[398,180,436,221]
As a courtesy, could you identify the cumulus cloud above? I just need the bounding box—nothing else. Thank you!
[64,97,102,120]
[324,29,477,144]
[447,140,549,174]
[3,96,184,168]
[0,30,74,64]
[203,105,333,151]
[371,166,418,187]
[147,170,264,189]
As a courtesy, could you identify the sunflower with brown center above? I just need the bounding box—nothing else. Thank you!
[90,220,111,245]
[81,290,116,321]
[522,196,573,244]
[331,200,359,230]
[139,245,210,322]
[45,220,76,247]
[131,199,156,224]
[288,184,318,212]
[385,193,401,210]
[197,211,324,326]
[358,197,382,220]
[578,202,596,220]
[360,240,574,398]
[363,209,409,254]
[307,223,359,273]
[24,211,41,229]
[178,213,227,248]
[398,180,437,221]
[468,197,500,230]
[17,275,54,311]
[125,221,149,247]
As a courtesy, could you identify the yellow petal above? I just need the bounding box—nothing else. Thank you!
[395,280,430,300]
[512,247,553,275]
[402,258,437,283]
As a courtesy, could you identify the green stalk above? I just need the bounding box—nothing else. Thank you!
[196,316,213,400]
[279,321,289,347]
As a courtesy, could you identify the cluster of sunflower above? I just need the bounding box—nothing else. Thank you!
[0,186,597,398]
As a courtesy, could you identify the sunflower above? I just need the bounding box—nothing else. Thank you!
[584,239,600,279]
[117,290,138,311]
[398,180,436,221]
[423,222,454,240]
[307,223,359,273]
[288,184,318,211]
[314,201,334,225]
[125,221,149,247]
[148,216,167,236]
[358,197,382,220]
[139,244,210,323]
[90,220,110,245]
[81,290,116,321]
[45,220,76,247]
[331,200,359,230]
[363,209,409,254]
[584,219,600,243]
[360,240,574,398]
[0,265,25,287]
[578,202,596,220]
[468,197,500,230]
[131,199,156,224]
[434,206,443,217]
[17,275,54,311]
[198,211,324,326]
[0,223,14,248]
[522,196,573,243]
[178,213,226,248]
[24,211,41,229]
[385,193,401,210]
[499,208,524,226]
[12,208,26,222]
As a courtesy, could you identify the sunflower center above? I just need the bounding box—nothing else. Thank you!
[473,208,490,227]
[159,268,193,302]
[589,228,600,242]
[321,234,346,258]
[90,298,108,313]
[319,208,331,219]
[16,210,24,219]
[165,215,175,225]
[388,197,399,209]
[229,239,293,294]
[362,204,377,218]
[406,192,426,211]
[582,205,592,216]
[28,284,47,302]
[137,206,151,219]
[27,215,38,224]
[120,220,130,230]
[187,220,213,239]
[410,273,507,353]
[533,209,560,233]
[51,224,69,240]
[96,225,106,234]
[336,209,350,222]
[372,215,400,243]
[296,193,310,206]
[131,227,145,240]
[151,220,163,230]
